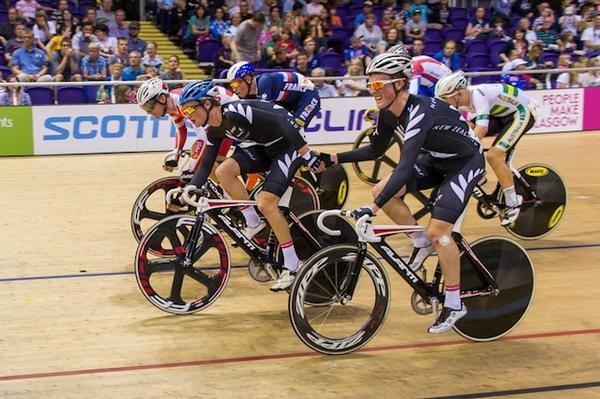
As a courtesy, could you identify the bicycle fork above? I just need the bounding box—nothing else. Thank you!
[338,243,369,303]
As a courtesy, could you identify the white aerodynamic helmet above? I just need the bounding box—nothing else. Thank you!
[435,71,468,99]
[387,43,410,57]
[136,77,169,111]
[366,53,413,79]
[226,61,255,82]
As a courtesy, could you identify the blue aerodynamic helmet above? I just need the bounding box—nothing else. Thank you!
[179,79,215,105]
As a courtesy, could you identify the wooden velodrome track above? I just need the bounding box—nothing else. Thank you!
[1,131,600,399]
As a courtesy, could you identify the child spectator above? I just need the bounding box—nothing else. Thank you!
[81,42,108,81]
[343,34,372,67]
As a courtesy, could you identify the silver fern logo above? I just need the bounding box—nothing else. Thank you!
[405,104,425,141]
[277,151,299,176]
[226,103,253,123]
[450,168,485,202]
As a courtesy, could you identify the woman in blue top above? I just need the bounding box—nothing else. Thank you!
[0,77,32,106]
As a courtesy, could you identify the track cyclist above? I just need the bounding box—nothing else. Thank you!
[225,61,320,130]
[435,71,538,225]
[178,79,324,291]
[320,53,485,333]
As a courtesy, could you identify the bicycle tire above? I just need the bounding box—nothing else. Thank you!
[351,127,403,185]
[135,215,231,315]
[300,165,350,209]
[505,163,567,240]
[288,244,391,355]
[454,236,535,341]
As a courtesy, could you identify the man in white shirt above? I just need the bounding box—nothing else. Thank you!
[311,68,337,98]
[581,15,600,52]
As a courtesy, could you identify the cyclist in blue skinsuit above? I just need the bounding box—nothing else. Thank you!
[226,61,321,129]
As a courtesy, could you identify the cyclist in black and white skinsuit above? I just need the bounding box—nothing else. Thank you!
[320,53,485,334]
[178,80,324,292]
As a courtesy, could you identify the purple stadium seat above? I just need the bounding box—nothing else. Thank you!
[349,4,364,17]
[467,53,490,69]
[457,54,466,69]
[197,39,221,63]
[490,52,503,68]
[335,6,349,21]
[425,28,444,42]
[25,87,53,105]
[0,11,8,23]
[331,27,351,48]
[0,65,11,80]
[0,2,6,10]
[443,27,465,42]
[488,40,508,54]
[466,40,488,54]
[84,86,99,103]
[450,7,468,21]
[0,52,5,65]
[451,18,468,32]
[424,40,443,55]
[373,6,384,21]
[541,52,558,67]
[57,87,85,104]
[319,52,343,71]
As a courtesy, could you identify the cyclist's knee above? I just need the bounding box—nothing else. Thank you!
[425,222,454,246]
[486,147,505,162]
[257,191,279,215]
[215,160,238,181]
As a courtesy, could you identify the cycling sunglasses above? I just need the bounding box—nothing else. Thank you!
[367,78,405,92]
[181,104,200,117]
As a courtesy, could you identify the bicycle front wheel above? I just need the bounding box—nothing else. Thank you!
[454,236,535,341]
[351,127,402,185]
[135,215,231,314]
[288,245,390,355]
[507,163,567,240]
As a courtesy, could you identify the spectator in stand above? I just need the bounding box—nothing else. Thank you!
[512,0,535,18]
[266,5,282,29]
[303,15,326,50]
[50,0,70,25]
[559,31,578,52]
[491,0,511,19]
[53,37,81,82]
[33,10,56,47]
[0,7,25,44]
[354,1,375,26]
[581,15,600,53]
[465,6,490,41]
[290,2,306,33]
[262,25,280,60]
[556,53,573,88]
[343,34,372,68]
[429,0,451,30]
[411,38,425,56]
[303,37,319,70]
[108,37,129,66]
[397,0,411,23]
[239,0,255,22]
[168,0,188,38]
[232,12,265,63]
[294,49,311,75]
[83,7,98,26]
[45,24,72,59]
[433,40,460,71]
[311,67,337,97]
[142,41,164,72]
[409,0,429,22]
[81,42,108,81]
[282,12,301,44]
[580,5,597,32]
[95,23,117,58]
[210,7,230,40]
[266,46,290,68]
[4,23,26,64]
[98,62,129,103]
[305,0,323,17]
[355,13,383,53]
[216,32,235,74]
[109,9,129,38]
[501,48,520,70]
[379,7,396,31]
[571,58,597,87]
[226,12,242,37]
[336,58,368,96]
[157,0,175,28]
[184,5,210,43]
[517,17,538,44]
[525,43,552,69]
[327,7,342,28]
[97,0,115,24]
[11,29,53,82]
[61,9,78,36]
[160,55,184,89]
[376,27,400,54]
[501,58,531,89]
[532,3,551,31]
[405,9,426,41]
[15,0,53,22]
[122,50,145,80]
[489,17,511,42]
[128,21,147,54]
[558,5,581,36]
[0,76,32,106]
[536,11,559,50]
[73,21,98,57]
[503,28,529,60]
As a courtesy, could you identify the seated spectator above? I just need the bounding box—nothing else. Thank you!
[81,42,108,81]
[50,0,70,25]
[581,15,600,53]
[503,28,528,60]
[33,10,56,47]
[532,4,552,31]
[266,46,290,68]
[263,25,281,60]
[142,41,164,72]
[108,37,130,66]
[122,50,145,80]
[465,6,490,41]
[501,58,531,89]
[397,0,411,23]
[354,1,375,26]
[536,13,559,50]
[517,17,538,44]
[159,55,184,89]
[53,37,81,82]
[559,31,578,53]
[343,34,372,67]
[83,7,98,26]
[303,37,319,70]
[429,0,451,30]
[491,0,511,19]
[0,76,32,106]
[290,2,306,32]
[311,67,337,97]
[266,5,282,29]
[433,40,460,71]
[355,14,383,53]
[73,22,99,57]
[282,12,301,44]
[294,49,311,75]
[11,29,53,82]
[168,0,188,38]
[405,9,426,41]
[109,9,129,38]
[336,58,368,96]
[573,58,597,87]
[216,33,235,75]
[15,0,52,22]
[525,43,552,70]
[501,48,520,71]
[488,17,511,42]
[97,0,115,24]
[95,23,117,58]
[379,7,396,31]
[60,9,78,37]
[232,12,266,63]
[305,0,324,17]
[377,27,401,54]
[409,0,429,22]
[184,5,210,43]
[558,6,581,36]
[512,0,535,18]
[128,21,147,54]
[0,7,25,44]
[45,24,73,60]
[411,38,425,56]
[325,6,342,28]
[580,5,597,32]
[556,54,574,88]
[304,15,326,50]
[233,0,254,22]
[210,7,230,40]
[276,30,299,58]
[4,23,26,64]
[225,13,242,37]
[97,62,128,103]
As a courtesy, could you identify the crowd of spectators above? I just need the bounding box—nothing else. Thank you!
[0,0,183,105]
[154,0,600,95]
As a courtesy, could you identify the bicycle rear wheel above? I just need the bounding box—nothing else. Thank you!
[288,245,390,355]
[454,236,534,341]
[135,215,231,314]
[351,127,402,185]
[507,163,567,240]
[300,165,350,209]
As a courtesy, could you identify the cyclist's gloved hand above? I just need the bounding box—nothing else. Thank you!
[319,152,335,168]
[302,150,323,173]
[180,169,194,184]
[163,150,180,172]
[363,107,379,123]
[350,206,375,221]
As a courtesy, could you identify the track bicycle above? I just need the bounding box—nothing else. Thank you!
[134,179,358,315]
[351,126,567,239]
[287,209,535,355]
